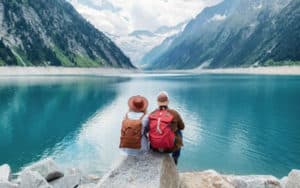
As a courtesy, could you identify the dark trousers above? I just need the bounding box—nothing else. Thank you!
[172,130,182,165]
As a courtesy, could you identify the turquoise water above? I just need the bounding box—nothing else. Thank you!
[0,74,300,177]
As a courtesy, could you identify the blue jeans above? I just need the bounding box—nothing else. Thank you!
[172,130,182,165]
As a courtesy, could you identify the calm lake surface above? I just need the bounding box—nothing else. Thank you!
[0,74,300,177]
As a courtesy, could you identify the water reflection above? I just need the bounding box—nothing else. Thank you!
[0,76,127,172]
[165,75,300,177]
[0,74,300,178]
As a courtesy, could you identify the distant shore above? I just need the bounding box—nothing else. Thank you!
[0,66,139,76]
[0,66,300,76]
[189,66,300,75]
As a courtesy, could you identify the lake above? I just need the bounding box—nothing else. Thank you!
[0,74,300,178]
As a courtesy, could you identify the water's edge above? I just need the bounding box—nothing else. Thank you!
[1,155,299,188]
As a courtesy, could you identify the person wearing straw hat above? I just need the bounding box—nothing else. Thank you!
[148,91,185,165]
[119,95,150,156]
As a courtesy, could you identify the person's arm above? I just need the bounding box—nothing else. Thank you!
[169,109,185,131]
[176,112,185,130]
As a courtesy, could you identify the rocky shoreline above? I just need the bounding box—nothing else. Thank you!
[1,66,300,77]
[0,158,100,188]
[180,170,300,188]
[0,156,299,188]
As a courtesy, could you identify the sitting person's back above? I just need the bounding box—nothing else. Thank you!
[148,91,185,165]
[119,95,149,156]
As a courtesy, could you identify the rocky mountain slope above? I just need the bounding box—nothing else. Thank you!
[144,0,300,70]
[0,0,134,68]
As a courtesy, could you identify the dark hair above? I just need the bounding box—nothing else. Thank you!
[159,105,168,110]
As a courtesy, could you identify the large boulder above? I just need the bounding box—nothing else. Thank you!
[78,183,97,188]
[280,176,288,188]
[49,168,81,188]
[226,175,281,188]
[19,170,52,188]
[24,158,63,182]
[286,169,300,188]
[97,152,179,188]
[0,181,18,188]
[0,164,11,181]
[180,170,234,188]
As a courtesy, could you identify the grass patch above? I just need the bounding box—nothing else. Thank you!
[74,55,102,67]
[52,47,74,66]
[12,47,32,66]
[0,59,5,66]
[263,59,300,66]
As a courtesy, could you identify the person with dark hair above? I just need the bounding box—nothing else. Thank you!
[148,91,185,165]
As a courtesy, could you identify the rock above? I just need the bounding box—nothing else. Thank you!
[78,183,97,188]
[49,168,81,188]
[286,169,300,188]
[226,175,281,188]
[180,170,234,188]
[280,176,288,188]
[20,170,52,188]
[97,152,179,188]
[0,181,18,188]
[24,158,63,181]
[81,174,101,185]
[0,164,11,181]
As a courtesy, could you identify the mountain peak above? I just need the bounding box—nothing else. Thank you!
[143,0,299,69]
[0,0,134,68]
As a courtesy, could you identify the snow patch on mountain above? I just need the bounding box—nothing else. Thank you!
[209,14,227,22]
[67,0,221,66]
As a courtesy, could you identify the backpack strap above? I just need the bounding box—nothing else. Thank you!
[124,112,129,120]
[139,113,146,120]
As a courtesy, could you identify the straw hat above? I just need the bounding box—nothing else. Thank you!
[128,95,148,112]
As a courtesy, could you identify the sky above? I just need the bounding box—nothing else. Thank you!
[69,0,221,37]
[68,0,222,65]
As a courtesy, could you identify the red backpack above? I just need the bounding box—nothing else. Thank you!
[149,110,175,151]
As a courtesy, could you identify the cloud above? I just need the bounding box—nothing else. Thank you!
[68,0,222,65]
[69,0,221,36]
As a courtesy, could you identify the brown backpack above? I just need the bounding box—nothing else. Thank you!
[119,113,145,149]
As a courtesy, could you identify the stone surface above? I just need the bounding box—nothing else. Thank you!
[49,168,81,188]
[280,176,288,188]
[78,183,97,188]
[20,170,52,188]
[0,164,11,181]
[0,181,18,188]
[97,152,179,188]
[226,175,281,188]
[24,158,63,181]
[81,174,101,185]
[286,169,300,188]
[180,170,234,188]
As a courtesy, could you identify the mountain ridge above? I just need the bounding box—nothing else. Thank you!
[143,0,299,70]
[0,0,134,68]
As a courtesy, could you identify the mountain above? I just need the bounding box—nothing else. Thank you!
[0,0,134,68]
[67,0,201,66]
[112,22,187,66]
[139,34,178,69]
[144,0,300,69]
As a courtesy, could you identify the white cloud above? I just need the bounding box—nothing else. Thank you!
[69,0,221,36]
[68,0,222,65]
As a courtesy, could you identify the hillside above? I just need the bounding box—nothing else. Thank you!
[0,0,134,68]
[144,0,300,70]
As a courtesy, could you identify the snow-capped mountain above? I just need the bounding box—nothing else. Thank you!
[143,0,299,69]
[67,0,221,66]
